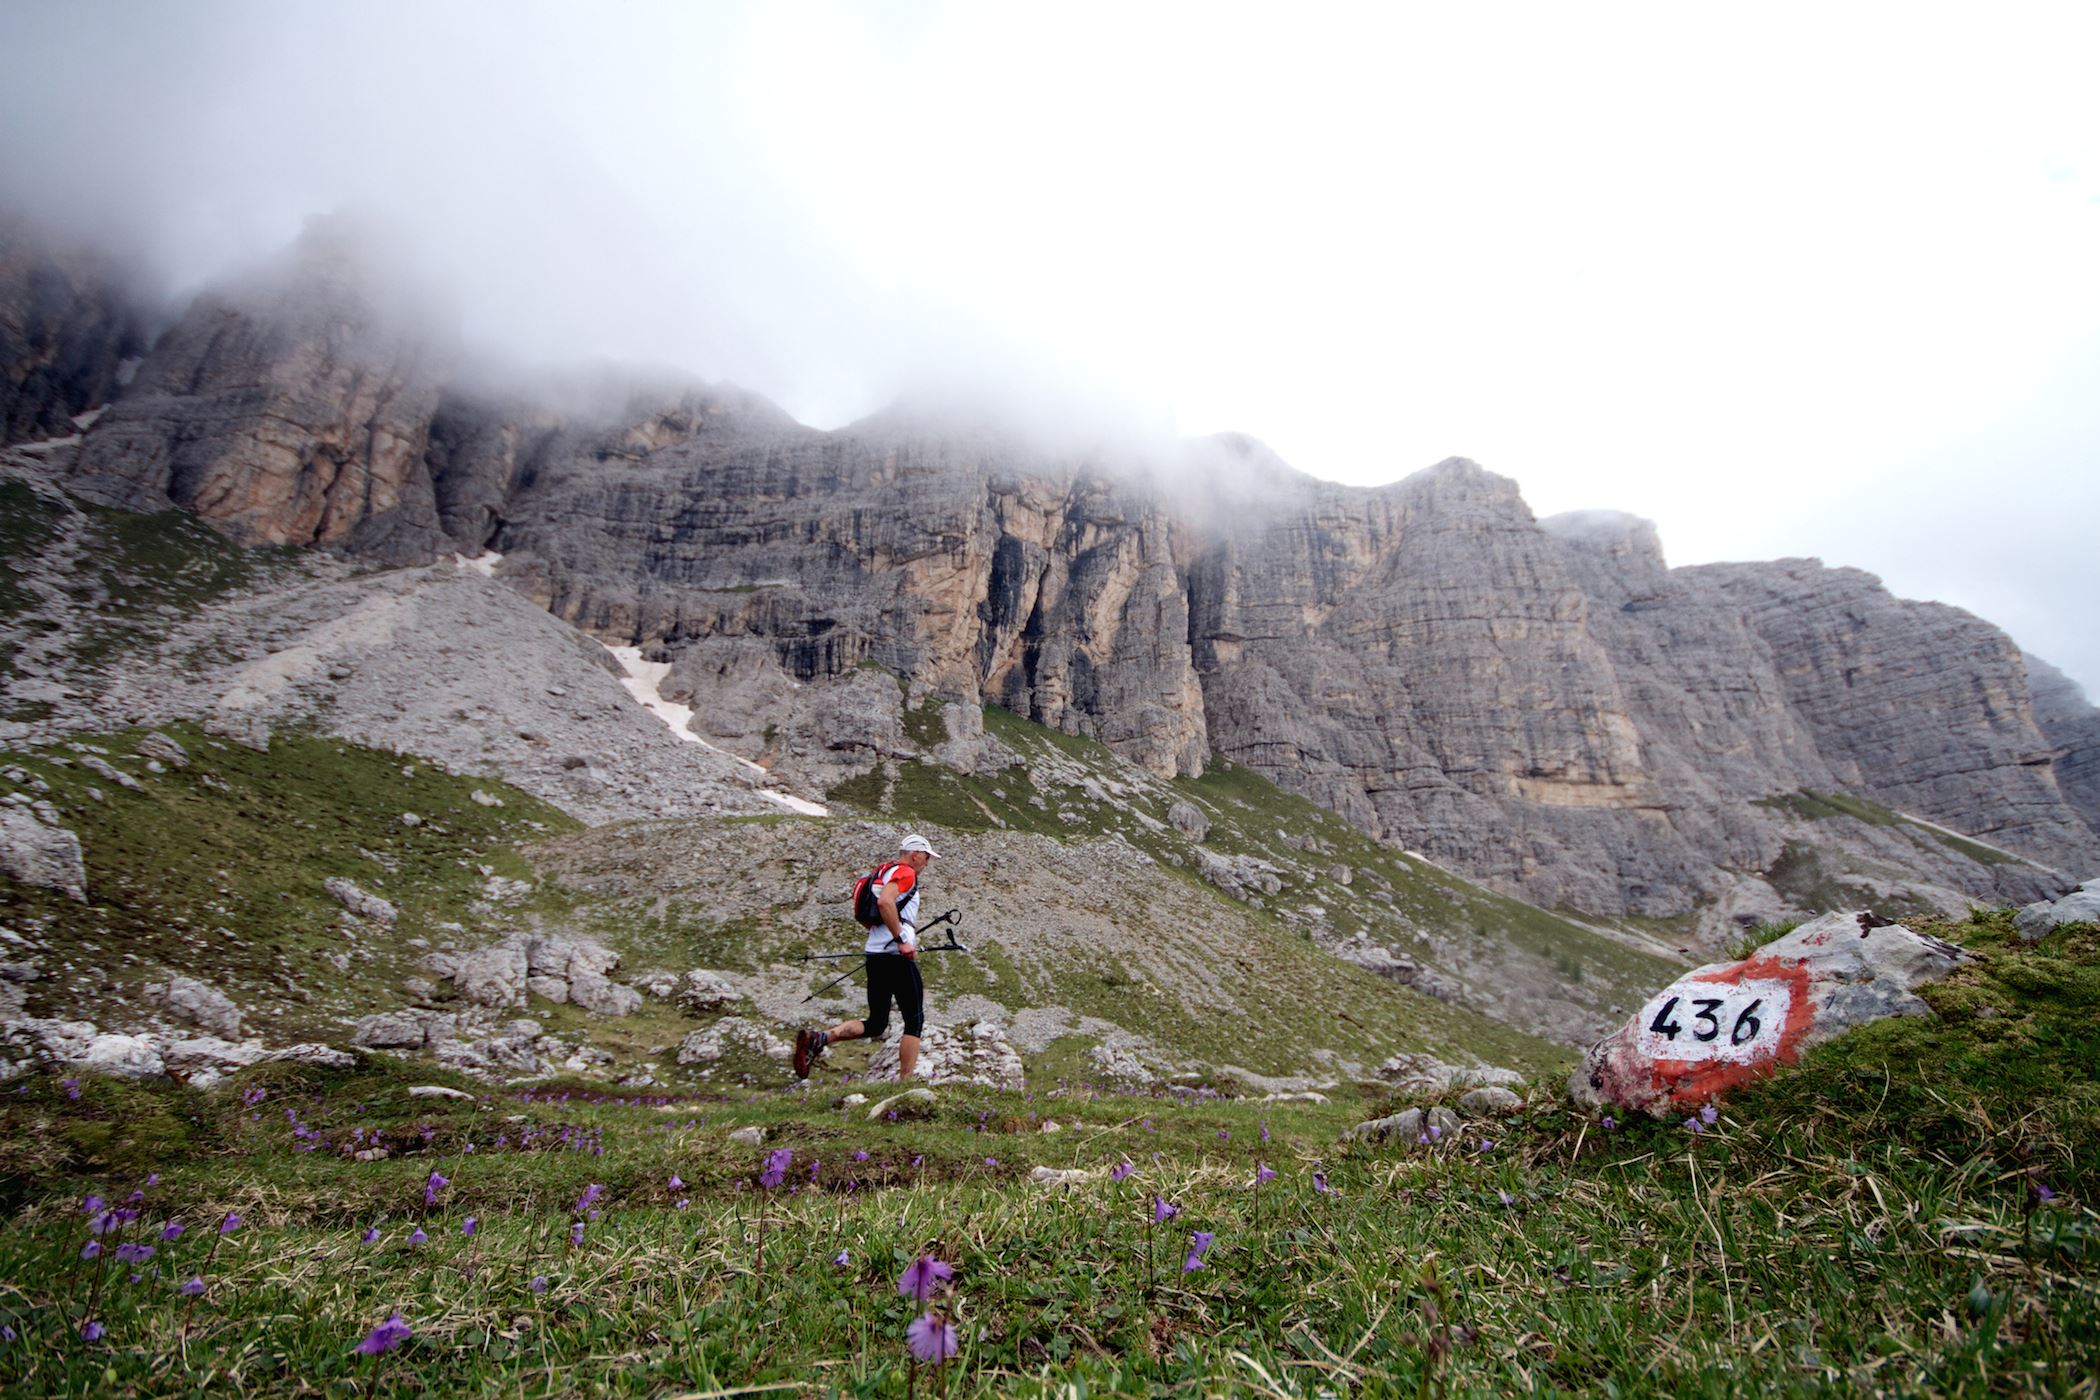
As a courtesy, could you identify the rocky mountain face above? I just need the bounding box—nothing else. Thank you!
[2028,655,2100,839]
[11,222,2100,921]
[0,218,146,445]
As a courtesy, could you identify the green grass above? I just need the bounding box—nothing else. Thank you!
[0,910,2091,1396]
[0,723,580,1043]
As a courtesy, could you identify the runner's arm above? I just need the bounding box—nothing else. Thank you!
[876,883,918,956]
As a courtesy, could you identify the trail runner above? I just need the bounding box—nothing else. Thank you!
[794,833,940,1081]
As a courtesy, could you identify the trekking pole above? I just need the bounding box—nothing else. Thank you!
[794,910,958,962]
[797,911,969,1003]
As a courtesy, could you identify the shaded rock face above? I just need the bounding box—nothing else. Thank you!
[20,226,2100,915]
[2027,657,2100,840]
[0,218,147,445]
[1571,911,1973,1116]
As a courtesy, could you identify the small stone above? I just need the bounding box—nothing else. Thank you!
[408,1085,476,1100]
[728,1125,765,1147]
[1029,1166,1092,1187]
[1458,1086,1524,1116]
[866,1087,938,1121]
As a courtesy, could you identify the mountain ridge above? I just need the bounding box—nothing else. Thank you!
[6,216,2096,925]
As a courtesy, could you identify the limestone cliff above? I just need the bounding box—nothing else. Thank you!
[2027,655,2100,840]
[15,225,2099,921]
[66,217,447,550]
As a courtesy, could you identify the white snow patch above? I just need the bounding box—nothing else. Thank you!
[13,433,82,456]
[603,644,829,815]
[758,789,830,817]
[455,550,503,577]
[70,406,107,431]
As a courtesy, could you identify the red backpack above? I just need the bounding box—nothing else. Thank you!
[851,862,911,928]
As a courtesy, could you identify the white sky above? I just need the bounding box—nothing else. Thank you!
[4,1,2096,695]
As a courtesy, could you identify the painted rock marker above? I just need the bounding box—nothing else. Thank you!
[1571,910,1974,1116]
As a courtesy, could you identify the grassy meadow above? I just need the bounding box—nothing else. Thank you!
[0,911,2092,1398]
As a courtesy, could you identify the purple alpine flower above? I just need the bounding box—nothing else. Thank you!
[362,1228,380,1246]
[219,1213,243,1235]
[1110,1160,1134,1182]
[1700,1103,1719,1126]
[569,1222,585,1247]
[575,1183,603,1213]
[160,1220,185,1241]
[407,1226,428,1245]
[1686,1117,1704,1134]
[1313,1171,1331,1194]
[114,1243,154,1264]
[530,1275,549,1293]
[834,1248,851,1267]
[983,1156,998,1168]
[898,1255,954,1301]
[424,1171,450,1205]
[81,1241,102,1260]
[1182,1230,1215,1272]
[81,1194,105,1215]
[1153,1197,1179,1224]
[853,1149,869,1162]
[179,1277,205,1297]
[905,1312,962,1363]
[354,1312,412,1355]
[462,1217,478,1237]
[1498,1189,1516,1207]
[1256,1162,1276,1184]
[667,1174,684,1191]
[1602,1115,1617,1130]
[80,1320,103,1342]
[2033,1182,2057,1203]
[64,1078,81,1101]
[759,1149,793,1190]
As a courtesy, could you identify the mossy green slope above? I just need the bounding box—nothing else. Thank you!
[0,723,578,1043]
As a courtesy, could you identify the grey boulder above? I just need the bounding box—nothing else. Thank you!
[0,807,87,901]
[1345,1105,1461,1145]
[2014,886,2100,942]
[1571,910,1973,1117]
[868,1020,1025,1089]
[145,975,243,1039]
[325,877,398,925]
[567,972,642,1018]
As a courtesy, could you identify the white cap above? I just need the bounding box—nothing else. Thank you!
[899,833,941,857]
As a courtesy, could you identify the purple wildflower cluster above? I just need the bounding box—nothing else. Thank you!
[899,1256,962,1366]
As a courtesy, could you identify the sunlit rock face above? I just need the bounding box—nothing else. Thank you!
[67,217,448,553]
[26,224,2100,916]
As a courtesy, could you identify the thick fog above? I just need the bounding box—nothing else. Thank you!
[3,1,2096,695]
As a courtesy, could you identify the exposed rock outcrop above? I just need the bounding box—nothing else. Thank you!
[867,1019,1026,1089]
[67,217,448,553]
[1571,910,1975,1116]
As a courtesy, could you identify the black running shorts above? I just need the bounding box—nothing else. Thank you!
[863,952,925,1039]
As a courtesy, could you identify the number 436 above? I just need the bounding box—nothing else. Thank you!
[1649,994,1763,1046]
